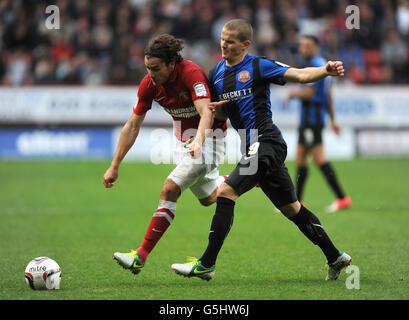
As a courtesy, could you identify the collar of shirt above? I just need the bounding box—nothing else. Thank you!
[224,54,252,70]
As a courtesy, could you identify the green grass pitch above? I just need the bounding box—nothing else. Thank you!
[0,158,408,300]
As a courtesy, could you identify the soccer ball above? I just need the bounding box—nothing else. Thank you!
[25,257,61,290]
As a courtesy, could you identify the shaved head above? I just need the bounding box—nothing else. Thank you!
[223,19,253,42]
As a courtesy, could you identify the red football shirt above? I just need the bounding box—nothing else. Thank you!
[133,59,227,142]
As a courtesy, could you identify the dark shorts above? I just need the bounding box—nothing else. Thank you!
[298,125,323,149]
[225,140,297,208]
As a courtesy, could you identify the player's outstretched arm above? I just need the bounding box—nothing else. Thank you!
[103,113,146,188]
[283,61,344,84]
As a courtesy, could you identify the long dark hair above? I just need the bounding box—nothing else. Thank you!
[144,34,184,64]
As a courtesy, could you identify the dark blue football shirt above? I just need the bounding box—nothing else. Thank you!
[299,55,331,126]
[209,54,289,149]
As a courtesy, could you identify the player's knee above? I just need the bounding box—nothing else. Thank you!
[311,145,326,165]
[296,148,308,166]
[279,201,301,218]
[296,156,308,167]
[216,182,238,200]
[313,156,326,166]
[160,179,181,201]
[199,197,214,207]
[199,189,217,207]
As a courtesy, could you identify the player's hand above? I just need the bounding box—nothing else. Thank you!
[326,61,344,77]
[103,166,118,188]
[188,139,202,159]
[331,120,341,135]
[209,100,228,113]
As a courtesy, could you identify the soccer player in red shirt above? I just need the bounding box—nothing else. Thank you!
[102,34,227,274]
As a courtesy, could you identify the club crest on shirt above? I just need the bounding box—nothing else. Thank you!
[179,91,190,102]
[238,71,250,82]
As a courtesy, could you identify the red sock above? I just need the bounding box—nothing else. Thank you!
[137,200,176,264]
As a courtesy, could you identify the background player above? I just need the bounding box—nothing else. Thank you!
[172,19,351,282]
[286,35,352,213]
[103,34,227,274]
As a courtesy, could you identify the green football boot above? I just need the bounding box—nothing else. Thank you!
[171,257,215,281]
[113,250,144,275]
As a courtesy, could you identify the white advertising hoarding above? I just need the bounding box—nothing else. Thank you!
[0,85,408,160]
[1,85,409,128]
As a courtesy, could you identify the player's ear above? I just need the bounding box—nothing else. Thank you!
[168,60,176,69]
[242,40,251,50]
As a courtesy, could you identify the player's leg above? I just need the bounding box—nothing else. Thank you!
[296,126,314,202]
[271,199,351,281]
[113,178,180,274]
[198,190,217,207]
[114,138,205,274]
[193,174,228,206]
[310,143,352,212]
[198,181,238,267]
[171,182,238,280]
[198,142,270,269]
[172,142,268,279]
[181,142,228,207]
[260,142,350,275]
[279,200,341,264]
[136,178,180,263]
[261,166,339,262]
[295,143,309,202]
[136,152,211,260]
[194,137,227,207]
[279,201,351,280]
[139,136,225,262]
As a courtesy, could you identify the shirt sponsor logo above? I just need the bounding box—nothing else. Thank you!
[218,88,253,101]
[238,71,250,82]
[163,105,198,118]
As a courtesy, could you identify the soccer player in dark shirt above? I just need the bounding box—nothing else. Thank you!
[172,19,351,281]
[286,35,352,213]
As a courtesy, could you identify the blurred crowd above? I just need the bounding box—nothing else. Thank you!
[1,0,409,86]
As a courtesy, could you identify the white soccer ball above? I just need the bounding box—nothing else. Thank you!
[25,257,61,290]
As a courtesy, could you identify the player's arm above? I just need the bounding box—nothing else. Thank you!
[189,98,214,158]
[326,86,341,135]
[283,61,344,83]
[287,85,315,101]
[103,113,146,188]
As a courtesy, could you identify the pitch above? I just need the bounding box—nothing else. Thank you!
[0,159,408,299]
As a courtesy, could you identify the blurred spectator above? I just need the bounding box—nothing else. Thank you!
[397,0,409,36]
[0,0,408,86]
[381,29,409,83]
